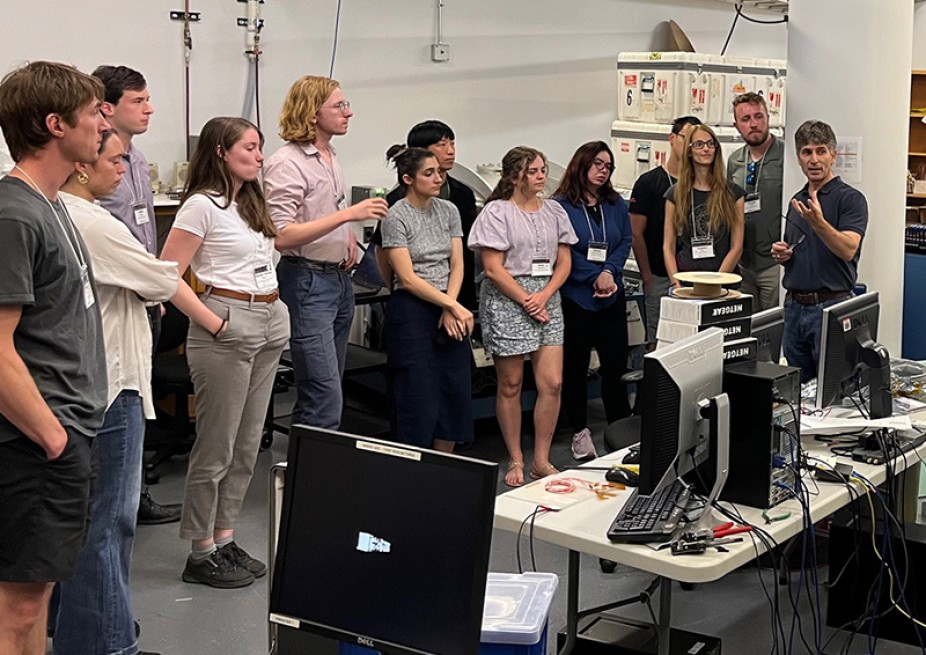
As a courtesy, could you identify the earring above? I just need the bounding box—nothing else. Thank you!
[77,172,89,185]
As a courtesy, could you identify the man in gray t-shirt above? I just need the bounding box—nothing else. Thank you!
[0,60,108,651]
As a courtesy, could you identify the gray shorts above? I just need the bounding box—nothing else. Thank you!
[479,276,564,357]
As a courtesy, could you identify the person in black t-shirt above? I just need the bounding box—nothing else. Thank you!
[663,124,745,286]
[372,120,478,309]
[629,116,700,345]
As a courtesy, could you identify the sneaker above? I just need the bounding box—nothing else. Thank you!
[138,488,182,525]
[182,550,255,588]
[571,428,598,461]
[218,540,267,578]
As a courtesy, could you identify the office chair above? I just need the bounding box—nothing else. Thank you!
[144,302,195,484]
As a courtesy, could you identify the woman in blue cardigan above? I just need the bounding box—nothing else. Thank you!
[553,141,633,460]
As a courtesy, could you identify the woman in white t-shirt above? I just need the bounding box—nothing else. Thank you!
[160,117,289,589]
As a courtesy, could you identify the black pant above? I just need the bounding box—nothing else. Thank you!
[561,295,631,432]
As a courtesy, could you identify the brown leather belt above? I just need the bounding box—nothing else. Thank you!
[206,286,279,303]
[790,290,851,305]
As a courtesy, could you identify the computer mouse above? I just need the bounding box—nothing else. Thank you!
[622,448,640,465]
[606,467,639,487]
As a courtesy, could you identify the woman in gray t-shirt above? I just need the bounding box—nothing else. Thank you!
[381,147,474,451]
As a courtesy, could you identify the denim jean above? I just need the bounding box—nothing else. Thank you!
[54,390,144,655]
[783,294,851,383]
[277,258,354,430]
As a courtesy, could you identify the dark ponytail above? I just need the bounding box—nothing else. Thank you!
[386,145,435,188]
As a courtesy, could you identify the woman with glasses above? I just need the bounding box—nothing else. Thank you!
[380,145,474,452]
[663,125,745,286]
[552,142,632,461]
[468,146,577,487]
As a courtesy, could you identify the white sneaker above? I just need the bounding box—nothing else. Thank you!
[571,428,598,461]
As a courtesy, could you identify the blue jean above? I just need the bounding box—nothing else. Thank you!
[783,294,850,383]
[54,390,144,655]
[278,258,354,430]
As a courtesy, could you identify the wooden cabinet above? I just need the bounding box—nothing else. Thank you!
[908,71,926,213]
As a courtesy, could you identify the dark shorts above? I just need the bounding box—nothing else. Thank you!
[0,431,93,582]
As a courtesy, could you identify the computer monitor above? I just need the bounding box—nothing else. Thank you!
[269,427,498,655]
[752,307,785,363]
[816,291,892,418]
[638,328,728,496]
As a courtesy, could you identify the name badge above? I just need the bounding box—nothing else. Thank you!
[81,265,95,309]
[691,236,715,260]
[587,240,608,263]
[254,263,276,288]
[337,194,348,211]
[744,192,761,214]
[531,258,552,277]
[133,204,150,225]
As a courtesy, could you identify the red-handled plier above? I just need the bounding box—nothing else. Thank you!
[713,522,753,538]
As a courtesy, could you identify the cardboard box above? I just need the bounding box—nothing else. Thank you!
[660,294,753,326]
[656,316,751,343]
[722,337,758,364]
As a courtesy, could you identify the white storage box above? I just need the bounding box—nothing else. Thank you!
[481,572,559,646]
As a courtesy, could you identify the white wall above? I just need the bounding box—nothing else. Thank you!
[0,0,786,188]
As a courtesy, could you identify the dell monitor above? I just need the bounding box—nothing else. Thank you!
[638,328,728,496]
[816,291,892,418]
[752,307,785,364]
[269,427,498,655]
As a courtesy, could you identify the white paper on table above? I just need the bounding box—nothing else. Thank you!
[505,469,621,511]
[800,413,912,436]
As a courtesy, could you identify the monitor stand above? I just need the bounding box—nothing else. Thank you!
[686,393,731,538]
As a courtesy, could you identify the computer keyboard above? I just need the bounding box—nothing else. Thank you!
[606,479,691,544]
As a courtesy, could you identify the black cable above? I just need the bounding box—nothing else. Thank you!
[719,5,741,56]
[735,3,789,25]
[328,0,343,78]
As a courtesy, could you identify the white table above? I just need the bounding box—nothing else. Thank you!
[493,435,926,655]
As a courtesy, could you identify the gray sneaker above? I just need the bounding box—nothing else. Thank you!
[571,428,598,461]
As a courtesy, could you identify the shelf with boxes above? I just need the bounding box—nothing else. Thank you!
[610,52,786,192]
[907,71,926,204]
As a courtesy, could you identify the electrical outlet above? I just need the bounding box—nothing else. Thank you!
[430,43,450,63]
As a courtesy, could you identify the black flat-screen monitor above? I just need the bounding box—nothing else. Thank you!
[269,427,498,655]
[816,291,891,418]
[638,328,726,495]
[752,307,784,363]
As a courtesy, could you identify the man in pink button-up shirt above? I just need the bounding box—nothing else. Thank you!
[264,76,387,429]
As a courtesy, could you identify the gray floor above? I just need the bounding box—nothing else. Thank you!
[120,391,924,655]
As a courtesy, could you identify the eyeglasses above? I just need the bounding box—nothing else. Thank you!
[326,101,351,113]
[746,160,758,186]
[690,140,717,150]
[591,159,615,173]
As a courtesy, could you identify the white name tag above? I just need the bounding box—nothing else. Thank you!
[531,259,552,277]
[691,238,715,260]
[133,204,150,226]
[587,240,608,263]
[744,192,761,214]
[254,263,276,288]
[81,265,95,309]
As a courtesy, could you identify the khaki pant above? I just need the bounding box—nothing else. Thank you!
[179,296,289,540]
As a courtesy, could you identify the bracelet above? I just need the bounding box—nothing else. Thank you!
[211,319,227,338]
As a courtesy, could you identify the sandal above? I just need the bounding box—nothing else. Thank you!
[529,463,560,480]
[505,460,525,488]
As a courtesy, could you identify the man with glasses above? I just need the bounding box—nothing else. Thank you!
[629,115,701,346]
[93,64,182,526]
[264,76,388,430]
[771,120,868,381]
[727,92,784,311]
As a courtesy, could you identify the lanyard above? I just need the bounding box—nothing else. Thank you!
[689,189,711,240]
[517,197,548,256]
[124,150,146,206]
[13,166,86,268]
[582,204,607,243]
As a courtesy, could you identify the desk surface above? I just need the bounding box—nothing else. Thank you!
[493,435,926,584]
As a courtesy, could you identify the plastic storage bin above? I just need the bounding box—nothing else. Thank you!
[480,572,559,655]
[337,572,558,655]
